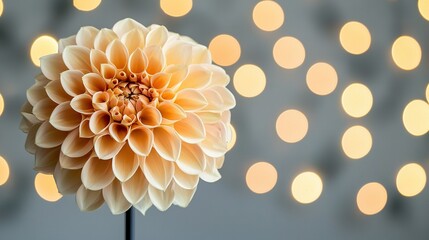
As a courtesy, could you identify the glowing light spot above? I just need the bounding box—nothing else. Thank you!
[252,1,284,32]
[0,93,4,116]
[73,0,102,11]
[227,124,237,151]
[34,173,62,202]
[396,163,426,197]
[341,125,372,159]
[273,36,305,69]
[306,62,338,96]
[402,99,429,136]
[0,156,10,186]
[357,182,388,215]
[246,162,278,194]
[418,0,429,21]
[391,36,421,71]
[339,21,371,55]
[426,84,429,103]
[233,64,266,98]
[341,83,373,118]
[160,0,193,17]
[276,109,308,143]
[291,171,323,204]
[30,35,58,67]
[0,0,4,17]
[209,34,241,66]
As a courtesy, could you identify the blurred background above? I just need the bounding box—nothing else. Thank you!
[1,0,429,239]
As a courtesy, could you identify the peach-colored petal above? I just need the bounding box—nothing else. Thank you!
[191,45,211,64]
[76,26,99,49]
[148,183,174,211]
[59,151,91,170]
[89,110,111,135]
[153,126,181,162]
[25,124,40,154]
[58,35,76,53]
[81,156,115,190]
[92,91,110,111]
[34,146,60,174]
[175,89,208,111]
[113,143,139,182]
[35,73,50,85]
[60,70,86,97]
[215,155,225,169]
[128,48,148,74]
[82,73,107,95]
[27,83,48,106]
[21,112,40,133]
[200,156,221,183]
[106,39,128,70]
[174,112,205,143]
[178,64,211,90]
[206,64,230,86]
[143,149,174,191]
[199,122,227,158]
[176,142,206,175]
[70,94,94,115]
[160,89,176,102]
[164,64,188,89]
[173,164,199,190]
[40,53,68,80]
[146,25,168,47]
[144,46,165,75]
[61,129,93,158]
[113,18,148,38]
[90,49,109,74]
[122,168,148,204]
[35,121,68,148]
[94,28,118,52]
[45,79,72,104]
[137,106,162,128]
[157,102,186,124]
[150,72,171,91]
[94,134,124,159]
[109,122,130,142]
[128,126,153,156]
[195,112,222,124]
[202,88,225,112]
[210,86,236,109]
[63,46,92,72]
[76,185,104,211]
[79,118,94,138]
[121,29,146,53]
[54,163,81,194]
[134,193,152,215]
[165,41,192,66]
[33,98,57,121]
[100,63,117,80]
[172,183,196,208]
[102,179,132,215]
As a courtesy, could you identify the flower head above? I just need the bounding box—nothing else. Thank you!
[21,18,235,214]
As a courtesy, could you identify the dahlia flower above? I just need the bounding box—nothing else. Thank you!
[21,18,235,214]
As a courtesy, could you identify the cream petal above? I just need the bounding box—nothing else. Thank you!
[200,156,221,183]
[35,147,60,174]
[137,106,162,128]
[172,183,197,208]
[143,149,174,191]
[165,41,192,66]
[176,142,206,175]
[199,122,227,158]
[35,73,51,85]
[35,121,68,148]
[25,124,40,154]
[178,64,211,90]
[150,72,171,91]
[153,126,181,162]
[128,48,148,74]
[202,89,225,112]
[76,185,104,211]
[100,63,117,80]
[128,126,153,156]
[60,70,86,97]
[79,118,94,138]
[221,110,231,126]
[59,151,91,170]
[160,89,176,102]
[175,89,208,112]
[94,28,118,52]
[27,83,48,106]
[191,45,211,64]
[134,194,152,215]
[54,163,81,194]
[49,101,81,130]
[215,155,225,169]
[90,49,109,73]
[33,98,57,121]
[40,53,68,80]
[76,26,99,49]
[145,25,168,47]
[148,183,174,211]
[174,112,205,144]
[122,168,148,204]
[58,35,76,53]
[103,179,132,215]
[70,94,94,115]
[164,64,188,89]
[81,156,115,190]
[106,40,128,70]
[112,18,148,37]
[61,129,93,158]
[121,29,146,53]
[94,134,124,159]
[157,102,186,124]
[211,86,236,109]
[63,46,92,72]
[109,123,130,143]
[89,110,112,134]
[113,143,139,182]
[82,73,107,95]
[144,46,165,75]
[45,79,72,104]
[195,112,222,124]
[173,164,199,190]
[92,91,110,111]
[21,112,40,133]
[206,64,230,86]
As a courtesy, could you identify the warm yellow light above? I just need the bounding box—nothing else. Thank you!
[339,21,371,55]
[0,156,10,186]
[391,36,421,71]
[396,163,426,197]
[341,125,372,159]
[0,0,4,17]
[341,83,373,118]
[227,124,237,151]
[306,62,338,96]
[276,109,308,143]
[418,0,429,21]
[273,36,305,69]
[209,34,241,67]
[402,99,429,136]
[291,171,323,204]
[30,35,58,67]
[252,1,284,32]
[233,64,266,98]
[160,0,193,17]
[356,182,387,215]
[34,173,62,202]
[0,93,4,116]
[426,84,429,103]
[73,0,102,11]
[246,162,278,194]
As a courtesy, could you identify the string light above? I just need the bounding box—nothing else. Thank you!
[341,83,373,118]
[341,125,372,159]
[273,36,305,69]
[276,109,308,143]
[246,162,278,194]
[73,0,102,11]
[291,171,323,204]
[233,64,266,98]
[391,36,421,71]
[252,1,284,31]
[356,182,388,215]
[209,34,241,66]
[396,163,426,197]
[30,35,58,67]
[418,0,429,21]
[402,99,429,136]
[160,0,193,17]
[306,62,338,96]
[339,21,371,55]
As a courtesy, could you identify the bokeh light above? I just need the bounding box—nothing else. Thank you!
[252,1,284,32]
[418,0,429,21]
[276,109,308,143]
[73,0,102,11]
[341,83,373,118]
[306,62,338,96]
[227,124,237,151]
[402,99,429,136]
[0,93,4,116]
[209,34,241,66]
[0,156,10,186]
[396,163,426,197]
[160,0,193,17]
[246,162,278,194]
[341,125,372,159]
[30,35,58,67]
[273,36,305,69]
[233,64,266,98]
[34,173,62,202]
[0,0,4,17]
[356,182,388,215]
[339,21,371,55]
[291,171,323,204]
[426,84,429,103]
[391,36,421,70]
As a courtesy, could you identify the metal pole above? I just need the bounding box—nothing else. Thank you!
[125,208,135,240]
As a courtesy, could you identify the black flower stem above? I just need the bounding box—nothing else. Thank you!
[125,207,135,240]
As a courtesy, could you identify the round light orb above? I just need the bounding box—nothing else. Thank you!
[418,0,429,21]
[0,93,4,116]
[396,163,426,197]
[34,173,62,202]
[252,1,284,31]
[227,123,237,151]
[273,36,305,69]
[306,62,338,96]
[391,36,421,71]
[339,21,371,55]
[73,0,102,11]
[291,171,323,204]
[357,182,388,215]
[276,109,308,143]
[246,162,278,194]
[0,156,10,186]
[402,99,429,136]
[30,35,58,67]
[233,64,266,98]
[341,125,372,159]
[209,34,241,66]
[160,0,193,17]
[341,83,373,118]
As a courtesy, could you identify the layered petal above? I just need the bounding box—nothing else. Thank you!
[176,142,206,175]
[35,121,68,148]
[81,156,115,190]
[61,129,93,158]
[103,179,132,215]
[157,102,186,124]
[82,73,106,95]
[76,26,99,49]
[63,46,92,72]
[128,126,153,156]
[122,168,148,204]
[143,149,174,191]
[50,102,82,131]
[59,151,91,170]
[173,183,197,208]
[40,53,68,80]
[153,126,181,161]
[173,164,199,190]
[148,183,174,211]
[76,185,104,211]
[94,134,124,159]
[175,89,208,111]
[174,112,205,143]
[70,93,94,115]
[45,79,72,104]
[113,143,139,182]
[54,163,81,194]
[60,70,86,97]
[89,110,111,134]
[137,106,162,128]
[34,147,60,173]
